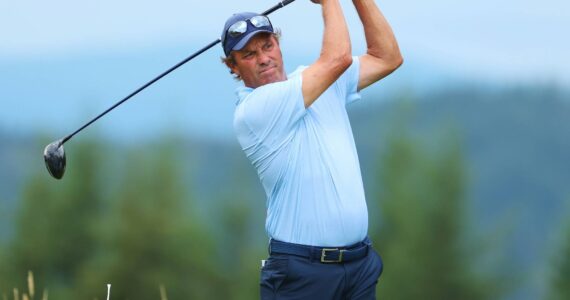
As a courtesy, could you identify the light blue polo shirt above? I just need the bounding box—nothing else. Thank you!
[233,57,367,247]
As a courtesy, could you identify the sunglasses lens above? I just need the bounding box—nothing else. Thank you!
[228,21,247,37]
[250,16,270,28]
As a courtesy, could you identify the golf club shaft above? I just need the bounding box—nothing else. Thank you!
[61,39,218,145]
[61,0,296,145]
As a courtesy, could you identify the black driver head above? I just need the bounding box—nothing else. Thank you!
[43,139,66,179]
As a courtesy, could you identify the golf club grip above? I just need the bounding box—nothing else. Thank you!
[263,0,297,15]
[61,0,297,145]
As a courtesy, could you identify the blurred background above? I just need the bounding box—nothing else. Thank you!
[1,0,569,299]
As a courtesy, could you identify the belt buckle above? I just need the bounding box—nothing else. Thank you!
[320,248,345,263]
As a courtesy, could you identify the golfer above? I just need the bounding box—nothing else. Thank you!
[221,0,401,298]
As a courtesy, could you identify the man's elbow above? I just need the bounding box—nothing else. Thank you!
[338,53,354,71]
[367,48,403,74]
[388,53,403,72]
[325,51,353,74]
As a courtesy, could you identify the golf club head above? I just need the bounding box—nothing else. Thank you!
[43,139,66,179]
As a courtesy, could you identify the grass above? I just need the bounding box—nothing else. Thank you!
[5,271,47,300]
[4,271,170,300]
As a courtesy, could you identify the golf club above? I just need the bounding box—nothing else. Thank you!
[43,0,297,179]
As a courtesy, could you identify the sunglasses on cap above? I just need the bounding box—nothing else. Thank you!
[226,15,272,38]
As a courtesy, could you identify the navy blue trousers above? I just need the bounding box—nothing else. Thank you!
[260,247,383,299]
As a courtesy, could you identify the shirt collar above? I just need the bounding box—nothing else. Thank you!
[235,85,254,106]
[233,68,302,105]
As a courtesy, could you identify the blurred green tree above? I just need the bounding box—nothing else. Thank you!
[371,110,496,299]
[74,140,223,299]
[548,223,570,300]
[2,139,104,298]
[214,156,267,300]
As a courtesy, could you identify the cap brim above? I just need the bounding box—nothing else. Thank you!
[232,29,274,52]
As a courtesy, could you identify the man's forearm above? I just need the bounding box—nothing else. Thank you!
[353,0,401,63]
[321,0,351,62]
[302,0,352,107]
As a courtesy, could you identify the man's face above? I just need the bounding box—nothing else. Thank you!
[228,33,286,88]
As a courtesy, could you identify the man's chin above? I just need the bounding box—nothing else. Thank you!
[261,72,285,85]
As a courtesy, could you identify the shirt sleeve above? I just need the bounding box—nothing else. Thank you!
[238,75,307,147]
[335,56,362,105]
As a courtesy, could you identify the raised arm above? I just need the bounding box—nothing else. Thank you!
[302,0,353,108]
[353,0,403,91]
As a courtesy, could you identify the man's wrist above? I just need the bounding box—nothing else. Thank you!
[352,0,372,7]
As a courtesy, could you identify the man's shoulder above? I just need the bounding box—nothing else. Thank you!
[243,75,303,104]
[233,73,306,132]
[288,65,308,78]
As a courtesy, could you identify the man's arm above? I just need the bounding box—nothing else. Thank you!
[302,0,352,108]
[353,0,403,91]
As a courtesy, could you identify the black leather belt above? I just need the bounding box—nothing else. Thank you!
[269,237,370,263]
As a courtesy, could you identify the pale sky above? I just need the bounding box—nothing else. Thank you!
[1,0,568,83]
[1,0,568,140]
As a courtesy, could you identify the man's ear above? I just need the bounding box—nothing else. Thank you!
[225,55,240,77]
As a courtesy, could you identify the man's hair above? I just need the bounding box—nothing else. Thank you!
[221,30,282,81]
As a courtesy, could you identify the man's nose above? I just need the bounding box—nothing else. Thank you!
[257,52,270,65]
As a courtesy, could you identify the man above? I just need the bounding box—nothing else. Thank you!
[221,0,402,298]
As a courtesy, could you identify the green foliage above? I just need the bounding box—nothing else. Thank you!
[9,85,569,298]
[211,155,267,300]
[549,222,570,300]
[2,140,104,297]
[1,85,568,299]
[371,109,497,299]
[1,126,502,299]
[74,141,224,300]
[0,135,284,299]
[214,200,264,300]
